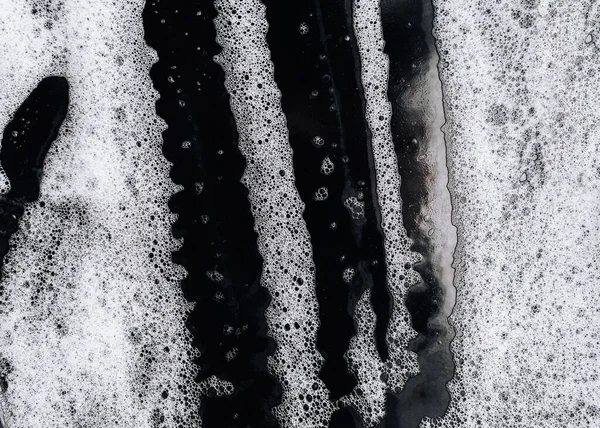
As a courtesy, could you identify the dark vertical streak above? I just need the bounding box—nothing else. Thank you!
[142,2,280,427]
[378,0,455,426]
[262,0,391,401]
[0,76,69,407]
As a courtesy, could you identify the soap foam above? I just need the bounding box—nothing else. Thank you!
[340,0,426,424]
[422,1,600,426]
[0,0,199,426]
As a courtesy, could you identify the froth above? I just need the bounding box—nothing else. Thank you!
[422,1,600,426]
[0,0,199,426]
[213,0,335,425]
[342,0,422,424]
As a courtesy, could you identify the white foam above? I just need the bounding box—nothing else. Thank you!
[0,1,200,426]
[213,0,335,426]
[342,0,425,424]
[422,1,600,426]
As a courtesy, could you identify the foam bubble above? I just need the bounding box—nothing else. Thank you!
[335,0,439,424]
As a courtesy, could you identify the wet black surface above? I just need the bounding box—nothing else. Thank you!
[142,2,280,427]
[0,76,69,268]
[263,0,391,402]
[378,0,455,426]
[330,406,365,428]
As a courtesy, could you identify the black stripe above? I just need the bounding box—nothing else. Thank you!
[378,0,455,426]
[142,2,281,427]
[263,0,391,401]
[0,76,69,265]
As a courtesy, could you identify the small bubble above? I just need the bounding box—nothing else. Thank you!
[342,267,355,283]
[312,136,324,147]
[313,187,328,201]
[298,22,309,35]
[320,157,334,175]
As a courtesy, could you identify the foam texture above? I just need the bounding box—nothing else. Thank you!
[0,1,200,426]
[338,0,427,424]
[422,1,600,426]
[213,0,335,426]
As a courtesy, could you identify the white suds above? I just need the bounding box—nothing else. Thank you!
[213,0,335,426]
[0,1,199,426]
[342,0,424,425]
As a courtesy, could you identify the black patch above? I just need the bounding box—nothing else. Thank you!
[329,405,365,428]
[2,76,69,202]
[0,76,69,265]
[142,2,280,427]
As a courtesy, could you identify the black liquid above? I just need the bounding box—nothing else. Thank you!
[142,2,280,427]
[2,76,69,202]
[0,76,69,266]
[262,0,391,401]
[378,0,455,426]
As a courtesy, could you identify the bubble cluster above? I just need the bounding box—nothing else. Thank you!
[298,22,309,36]
[320,156,334,175]
[343,196,366,221]
[312,135,324,147]
[213,0,335,425]
[421,1,600,426]
[342,267,355,284]
[313,186,329,201]
[0,0,200,426]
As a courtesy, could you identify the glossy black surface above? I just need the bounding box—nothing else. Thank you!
[379,0,455,426]
[263,0,391,402]
[143,2,280,426]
